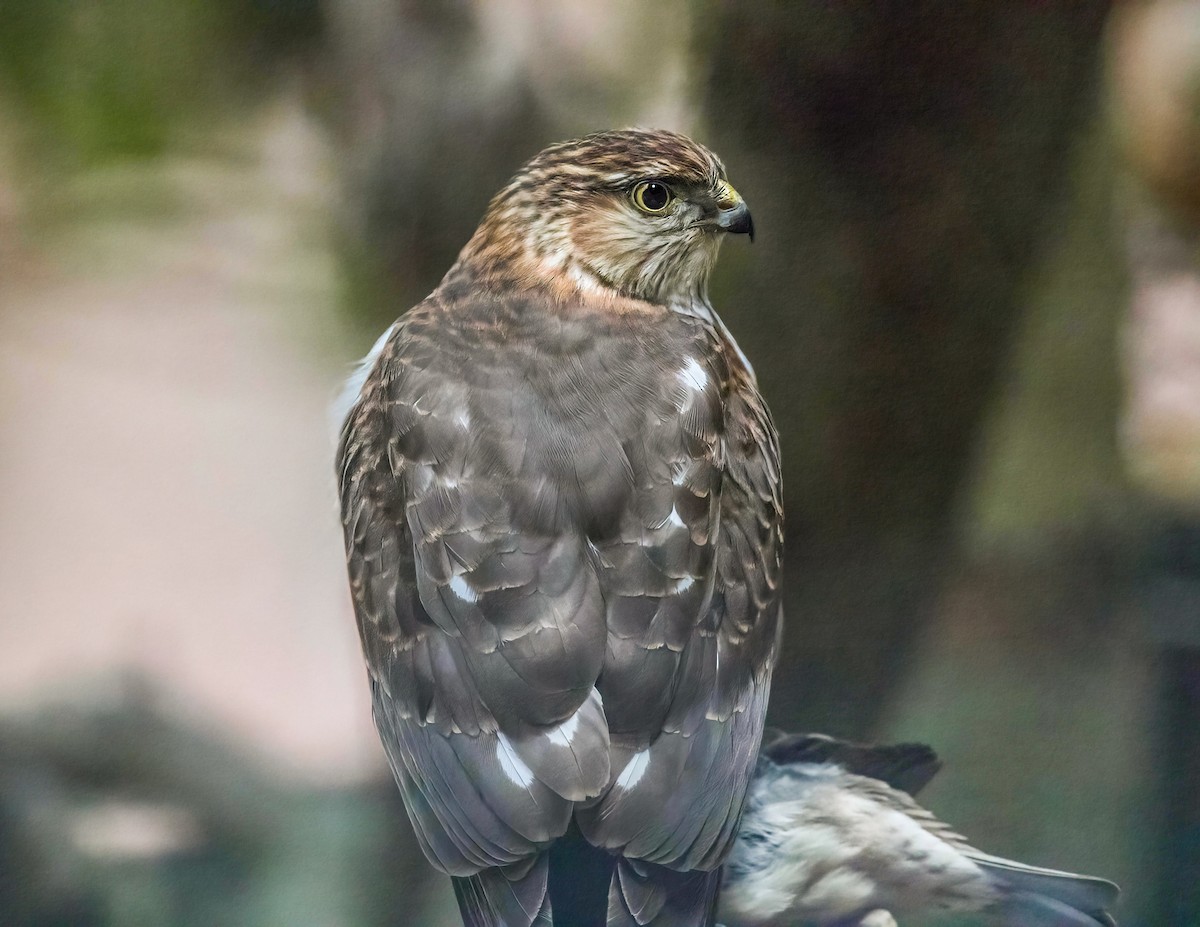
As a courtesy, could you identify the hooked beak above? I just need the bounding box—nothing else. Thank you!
[715,180,754,242]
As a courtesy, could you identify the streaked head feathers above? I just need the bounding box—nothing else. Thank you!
[452,128,752,305]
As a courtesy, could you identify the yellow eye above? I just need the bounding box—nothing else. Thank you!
[632,181,674,214]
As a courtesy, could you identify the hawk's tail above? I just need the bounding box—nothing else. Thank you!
[452,841,722,926]
[452,855,551,927]
[608,858,722,927]
[546,823,613,927]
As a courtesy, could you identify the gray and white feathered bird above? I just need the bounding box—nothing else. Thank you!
[721,733,1120,927]
[338,129,778,927]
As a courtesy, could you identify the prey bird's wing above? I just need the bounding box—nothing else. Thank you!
[761,731,942,797]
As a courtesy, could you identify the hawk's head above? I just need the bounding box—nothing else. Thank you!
[455,128,753,307]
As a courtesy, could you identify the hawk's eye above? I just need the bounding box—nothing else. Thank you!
[632,181,674,214]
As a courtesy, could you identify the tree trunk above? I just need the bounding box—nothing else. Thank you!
[696,0,1113,734]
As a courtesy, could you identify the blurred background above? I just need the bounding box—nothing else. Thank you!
[1,1,1198,924]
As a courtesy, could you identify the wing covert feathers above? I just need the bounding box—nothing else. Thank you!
[340,290,782,926]
[609,859,722,927]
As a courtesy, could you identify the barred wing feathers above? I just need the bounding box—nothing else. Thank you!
[338,290,782,926]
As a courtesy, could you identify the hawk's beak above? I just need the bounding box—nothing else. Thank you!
[715,181,754,242]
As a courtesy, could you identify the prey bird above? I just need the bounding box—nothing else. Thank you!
[721,732,1120,927]
[336,129,781,926]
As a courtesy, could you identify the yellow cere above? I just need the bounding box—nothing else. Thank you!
[716,180,743,211]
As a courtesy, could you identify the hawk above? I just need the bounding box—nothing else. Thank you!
[337,129,782,927]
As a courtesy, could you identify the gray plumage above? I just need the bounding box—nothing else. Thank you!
[337,129,779,927]
[721,734,1120,927]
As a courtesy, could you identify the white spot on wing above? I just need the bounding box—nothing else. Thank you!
[496,733,536,787]
[545,703,583,748]
[651,506,687,532]
[615,749,651,790]
[448,575,479,603]
[454,409,471,430]
[677,357,708,393]
[671,461,689,487]
[543,690,604,767]
[673,576,695,593]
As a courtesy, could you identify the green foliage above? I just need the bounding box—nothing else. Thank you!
[0,0,321,167]
[1,0,212,164]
